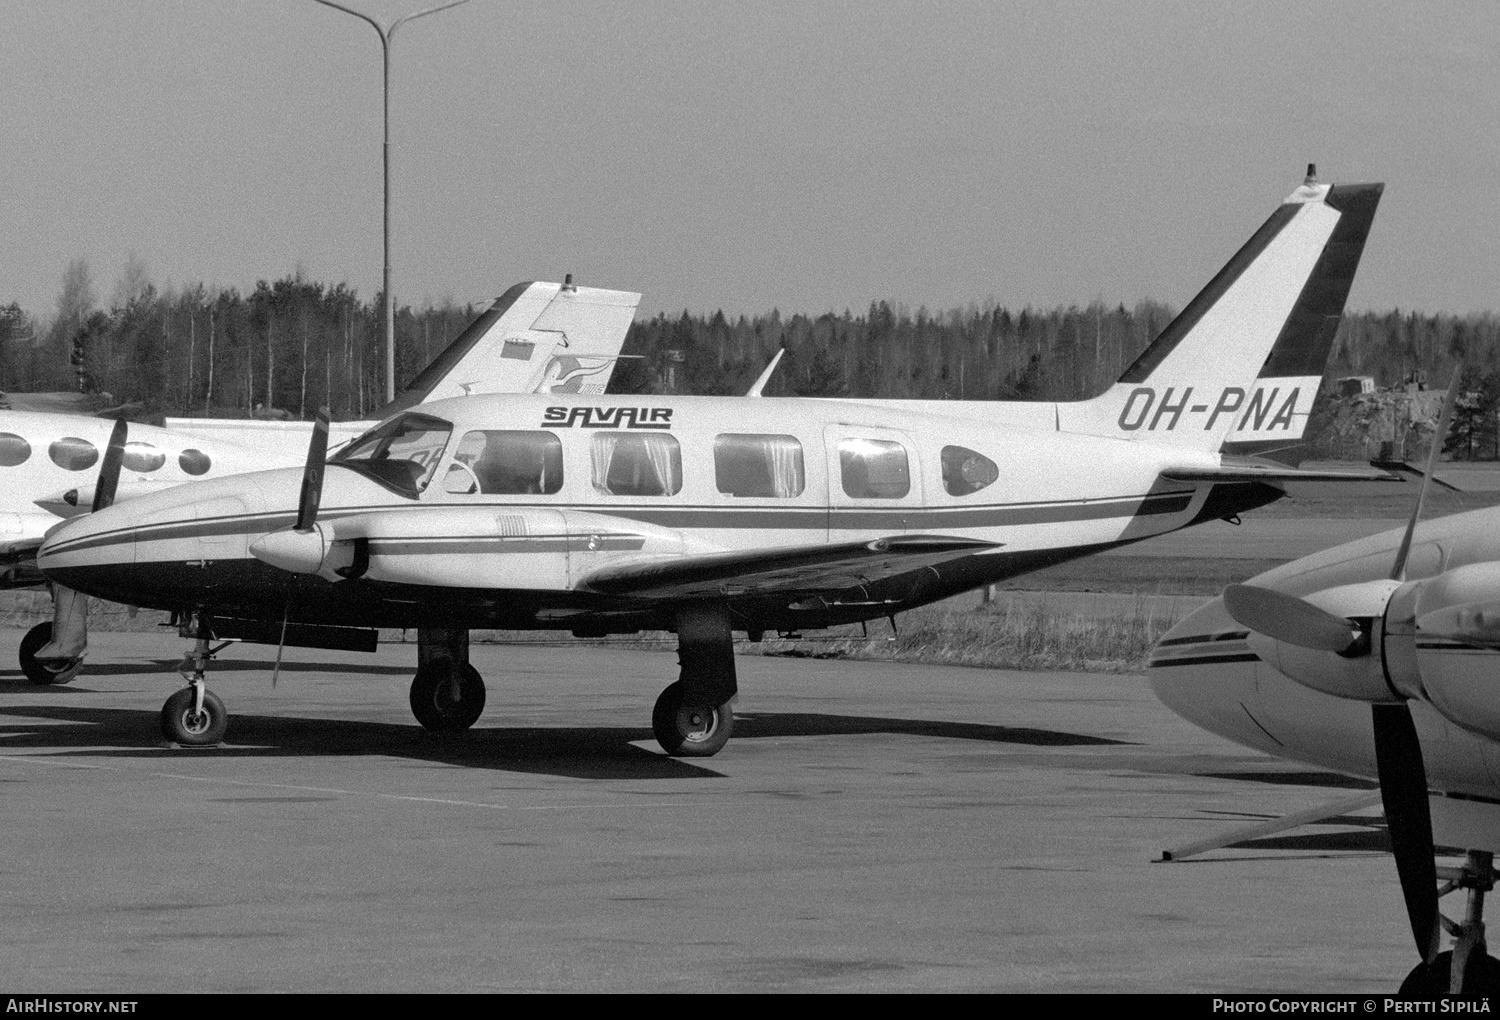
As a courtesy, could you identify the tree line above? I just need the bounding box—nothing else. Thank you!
[2,261,1498,455]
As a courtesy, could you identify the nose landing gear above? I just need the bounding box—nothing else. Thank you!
[1400,851,1500,996]
[161,614,231,746]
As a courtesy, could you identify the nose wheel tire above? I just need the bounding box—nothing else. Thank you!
[1399,950,1500,996]
[18,622,83,686]
[652,680,734,757]
[410,661,486,733]
[160,688,228,746]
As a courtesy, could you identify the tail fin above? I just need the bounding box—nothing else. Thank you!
[377,280,642,416]
[1061,173,1383,451]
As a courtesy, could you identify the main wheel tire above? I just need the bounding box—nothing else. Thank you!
[159,688,228,746]
[1400,950,1500,996]
[409,661,486,733]
[652,680,734,757]
[18,622,83,686]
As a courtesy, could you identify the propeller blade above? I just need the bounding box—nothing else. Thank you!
[294,408,331,533]
[1372,703,1441,963]
[1391,367,1462,581]
[1223,583,1360,652]
[91,418,128,513]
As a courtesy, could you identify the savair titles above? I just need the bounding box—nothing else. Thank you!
[1116,385,1302,432]
[542,407,673,430]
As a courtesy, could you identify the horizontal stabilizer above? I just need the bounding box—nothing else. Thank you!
[1161,455,1400,484]
[579,534,998,599]
[1370,460,1464,493]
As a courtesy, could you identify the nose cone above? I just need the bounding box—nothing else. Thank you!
[1148,596,1270,747]
[37,468,294,610]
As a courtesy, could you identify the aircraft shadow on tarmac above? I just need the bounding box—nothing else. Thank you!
[0,705,1125,780]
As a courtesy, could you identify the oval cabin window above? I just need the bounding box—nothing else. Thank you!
[122,442,166,473]
[49,437,98,472]
[179,449,212,476]
[0,433,31,467]
[941,445,999,496]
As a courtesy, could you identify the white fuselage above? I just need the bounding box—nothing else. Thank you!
[37,392,1251,632]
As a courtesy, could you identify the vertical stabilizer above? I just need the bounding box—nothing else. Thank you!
[1060,175,1382,451]
[377,281,641,416]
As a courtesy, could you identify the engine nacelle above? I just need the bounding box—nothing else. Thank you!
[1246,579,1403,703]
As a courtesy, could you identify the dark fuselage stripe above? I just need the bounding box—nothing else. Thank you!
[45,491,1197,558]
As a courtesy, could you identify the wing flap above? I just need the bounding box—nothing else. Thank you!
[579,534,999,599]
[1161,455,1398,484]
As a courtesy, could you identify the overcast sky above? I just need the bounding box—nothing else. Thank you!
[3,0,1496,322]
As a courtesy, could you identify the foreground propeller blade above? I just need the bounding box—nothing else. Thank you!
[91,418,128,513]
[1392,367,1462,581]
[1372,703,1441,963]
[1223,584,1360,652]
[294,408,330,533]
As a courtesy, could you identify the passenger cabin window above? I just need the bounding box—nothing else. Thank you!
[714,434,804,498]
[941,445,998,497]
[49,437,98,472]
[444,431,563,495]
[179,449,211,476]
[592,433,682,496]
[0,434,31,467]
[839,438,909,499]
[332,413,452,497]
[122,442,166,473]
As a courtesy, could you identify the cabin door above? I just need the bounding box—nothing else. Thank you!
[823,425,924,543]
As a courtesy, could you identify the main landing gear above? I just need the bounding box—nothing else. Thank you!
[1400,851,1500,996]
[161,614,230,746]
[19,622,83,686]
[410,628,486,733]
[651,606,737,757]
[18,585,88,686]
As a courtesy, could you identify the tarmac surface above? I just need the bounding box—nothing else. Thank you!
[0,631,1416,993]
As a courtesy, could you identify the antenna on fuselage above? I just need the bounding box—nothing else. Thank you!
[745,348,786,398]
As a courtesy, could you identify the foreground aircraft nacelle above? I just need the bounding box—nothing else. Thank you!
[1211,550,1500,742]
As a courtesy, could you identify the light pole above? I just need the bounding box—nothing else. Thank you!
[312,0,473,404]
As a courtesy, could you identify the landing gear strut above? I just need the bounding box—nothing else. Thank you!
[1400,851,1500,996]
[652,605,736,757]
[161,614,229,745]
[19,585,88,685]
[410,628,485,733]
[19,622,82,686]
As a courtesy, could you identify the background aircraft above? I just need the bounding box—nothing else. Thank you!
[5,279,640,682]
[1150,380,1500,994]
[35,172,1386,764]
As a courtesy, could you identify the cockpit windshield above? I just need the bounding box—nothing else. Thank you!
[331,412,452,497]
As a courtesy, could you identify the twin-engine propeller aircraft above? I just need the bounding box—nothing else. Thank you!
[5,280,639,682]
[37,170,1387,760]
[1149,376,1500,994]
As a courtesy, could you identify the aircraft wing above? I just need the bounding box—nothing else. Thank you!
[577,534,999,600]
[1160,455,1399,484]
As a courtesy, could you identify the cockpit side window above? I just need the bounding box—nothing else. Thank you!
[838,438,909,499]
[444,431,563,495]
[332,413,452,497]
[591,433,682,496]
[714,434,805,498]
[940,445,999,497]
